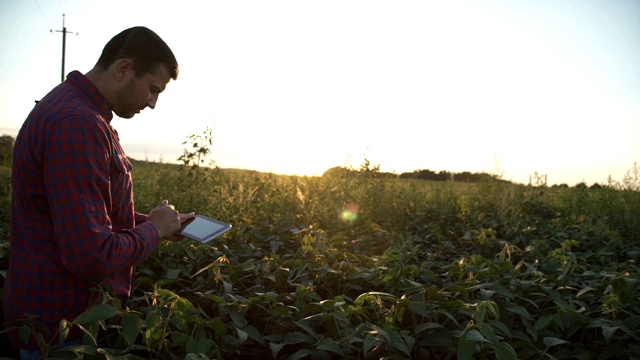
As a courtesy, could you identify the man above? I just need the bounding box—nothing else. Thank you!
[3,26,195,357]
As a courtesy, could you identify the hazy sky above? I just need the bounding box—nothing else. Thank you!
[1,0,639,185]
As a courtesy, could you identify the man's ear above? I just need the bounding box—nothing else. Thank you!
[113,58,135,82]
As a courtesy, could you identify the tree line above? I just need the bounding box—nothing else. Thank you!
[398,168,499,182]
[322,165,501,183]
[0,134,509,185]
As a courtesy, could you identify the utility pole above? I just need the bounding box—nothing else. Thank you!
[51,14,77,83]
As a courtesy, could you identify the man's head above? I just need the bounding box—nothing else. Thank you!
[89,27,178,118]
[96,26,178,81]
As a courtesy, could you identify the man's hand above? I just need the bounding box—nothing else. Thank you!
[146,200,195,240]
[164,213,197,242]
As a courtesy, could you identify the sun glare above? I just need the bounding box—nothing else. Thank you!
[341,204,359,222]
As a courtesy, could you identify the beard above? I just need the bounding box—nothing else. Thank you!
[113,77,141,118]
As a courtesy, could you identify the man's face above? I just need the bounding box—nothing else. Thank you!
[113,65,172,119]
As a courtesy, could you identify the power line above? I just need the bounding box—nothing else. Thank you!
[58,0,69,14]
[32,0,52,28]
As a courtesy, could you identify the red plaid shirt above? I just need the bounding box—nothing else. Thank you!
[4,71,160,350]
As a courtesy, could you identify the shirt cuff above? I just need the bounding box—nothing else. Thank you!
[136,221,161,245]
[135,212,148,225]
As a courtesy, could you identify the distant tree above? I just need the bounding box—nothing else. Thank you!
[575,182,588,189]
[453,171,473,182]
[398,168,507,183]
[436,170,451,181]
[0,135,14,167]
[322,166,349,178]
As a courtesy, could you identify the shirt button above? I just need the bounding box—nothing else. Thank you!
[90,206,96,211]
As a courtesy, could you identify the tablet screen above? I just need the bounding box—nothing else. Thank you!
[179,215,232,243]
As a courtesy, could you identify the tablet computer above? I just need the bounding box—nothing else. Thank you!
[178,215,232,243]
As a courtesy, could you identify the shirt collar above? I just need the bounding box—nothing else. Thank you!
[66,70,114,123]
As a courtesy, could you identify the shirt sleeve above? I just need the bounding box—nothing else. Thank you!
[135,212,148,225]
[43,115,160,281]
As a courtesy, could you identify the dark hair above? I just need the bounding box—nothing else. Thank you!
[95,26,178,80]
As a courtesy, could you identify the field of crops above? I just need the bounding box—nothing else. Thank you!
[1,160,639,359]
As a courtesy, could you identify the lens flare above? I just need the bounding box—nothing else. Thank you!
[341,203,359,222]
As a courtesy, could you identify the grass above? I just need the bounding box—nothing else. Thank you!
[0,160,639,359]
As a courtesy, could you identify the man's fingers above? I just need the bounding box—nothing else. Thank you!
[158,200,175,210]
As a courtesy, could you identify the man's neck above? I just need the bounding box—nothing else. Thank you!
[85,67,114,107]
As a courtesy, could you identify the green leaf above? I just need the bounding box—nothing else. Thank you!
[156,288,178,300]
[187,338,213,354]
[72,304,116,325]
[488,320,512,338]
[205,318,226,336]
[96,347,119,360]
[486,301,500,320]
[223,280,233,294]
[54,344,98,356]
[602,326,620,343]
[283,331,316,345]
[408,300,430,318]
[389,330,411,356]
[478,323,499,346]
[18,326,31,345]
[75,323,98,346]
[364,333,381,354]
[294,318,318,336]
[120,313,142,347]
[422,328,453,347]
[264,334,283,342]
[269,342,285,358]
[476,302,487,325]
[287,348,312,360]
[457,334,475,360]
[201,293,225,303]
[496,342,518,360]
[543,337,568,347]
[617,322,639,340]
[354,292,398,306]
[534,315,553,331]
[480,289,495,300]
[167,268,181,279]
[401,331,416,353]
[172,332,191,347]
[415,322,445,333]
[175,297,196,314]
[371,324,391,344]
[316,337,345,356]
[243,325,265,345]
[506,305,532,321]
[491,282,514,299]
[227,308,248,328]
[59,318,71,344]
[465,329,491,343]
[236,328,248,344]
[576,286,596,298]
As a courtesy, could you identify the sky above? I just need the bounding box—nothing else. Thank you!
[0,0,639,186]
